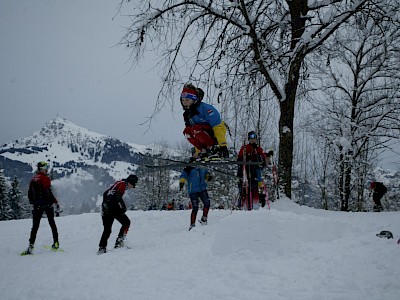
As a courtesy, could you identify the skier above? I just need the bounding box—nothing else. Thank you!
[21,161,60,255]
[179,163,213,230]
[98,174,138,254]
[237,131,273,210]
[369,181,387,212]
[180,83,229,160]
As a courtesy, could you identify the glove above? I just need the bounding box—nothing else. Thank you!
[258,181,263,188]
[205,174,213,181]
[179,182,185,191]
[219,146,229,158]
[267,150,274,157]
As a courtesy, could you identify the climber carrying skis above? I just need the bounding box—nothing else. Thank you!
[237,131,273,210]
[179,161,213,231]
[180,83,229,161]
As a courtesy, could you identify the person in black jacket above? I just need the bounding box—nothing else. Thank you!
[370,181,387,212]
[98,174,138,254]
[21,161,60,255]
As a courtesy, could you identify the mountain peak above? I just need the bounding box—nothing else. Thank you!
[39,117,107,142]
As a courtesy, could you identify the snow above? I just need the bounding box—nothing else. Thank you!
[1,198,399,300]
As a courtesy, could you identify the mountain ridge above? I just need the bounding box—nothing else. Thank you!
[0,117,152,214]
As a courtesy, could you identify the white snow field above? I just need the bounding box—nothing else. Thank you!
[1,198,399,300]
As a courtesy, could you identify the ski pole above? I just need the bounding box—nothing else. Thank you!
[263,180,270,210]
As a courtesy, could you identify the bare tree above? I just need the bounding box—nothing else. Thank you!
[118,0,385,198]
[306,5,400,211]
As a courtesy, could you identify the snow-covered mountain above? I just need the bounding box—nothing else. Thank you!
[0,117,153,214]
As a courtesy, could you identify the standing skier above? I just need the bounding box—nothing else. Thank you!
[180,83,229,160]
[98,174,138,254]
[369,181,387,212]
[21,161,60,255]
[237,131,272,210]
[179,163,213,230]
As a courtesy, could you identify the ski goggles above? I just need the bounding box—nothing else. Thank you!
[181,88,198,101]
[248,133,257,139]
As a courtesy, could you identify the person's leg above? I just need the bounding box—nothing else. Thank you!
[29,206,44,246]
[189,193,200,229]
[184,126,204,150]
[45,206,59,245]
[184,125,216,153]
[114,214,131,248]
[199,190,210,224]
[99,215,114,248]
[374,194,383,211]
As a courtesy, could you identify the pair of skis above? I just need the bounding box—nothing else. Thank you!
[140,152,262,178]
[20,245,64,256]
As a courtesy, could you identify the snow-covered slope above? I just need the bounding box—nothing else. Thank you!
[1,198,399,300]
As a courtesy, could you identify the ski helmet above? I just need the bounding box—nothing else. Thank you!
[376,231,393,239]
[37,161,49,170]
[248,131,258,140]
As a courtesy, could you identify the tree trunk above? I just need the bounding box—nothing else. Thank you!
[277,57,302,198]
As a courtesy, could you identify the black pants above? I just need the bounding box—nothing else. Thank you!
[99,213,131,248]
[373,193,384,208]
[29,205,58,245]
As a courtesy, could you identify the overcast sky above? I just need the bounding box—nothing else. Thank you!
[0,0,184,146]
[1,1,398,170]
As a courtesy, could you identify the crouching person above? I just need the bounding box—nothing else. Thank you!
[98,174,138,254]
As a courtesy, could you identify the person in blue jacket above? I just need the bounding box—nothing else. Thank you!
[180,83,229,160]
[179,164,213,230]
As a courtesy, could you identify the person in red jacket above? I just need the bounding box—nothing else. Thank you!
[237,131,273,210]
[21,161,60,255]
[98,174,138,254]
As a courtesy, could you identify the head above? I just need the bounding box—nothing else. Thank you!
[180,83,204,109]
[126,174,138,188]
[37,161,49,173]
[183,165,194,174]
[248,131,258,145]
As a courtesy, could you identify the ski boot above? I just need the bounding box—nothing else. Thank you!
[198,149,212,162]
[52,242,59,250]
[114,236,125,249]
[207,146,223,161]
[97,247,107,255]
[199,216,208,225]
[21,244,34,256]
[188,223,196,231]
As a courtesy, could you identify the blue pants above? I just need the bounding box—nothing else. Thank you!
[189,190,210,213]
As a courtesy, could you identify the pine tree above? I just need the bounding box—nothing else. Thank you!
[0,167,12,220]
[8,176,23,219]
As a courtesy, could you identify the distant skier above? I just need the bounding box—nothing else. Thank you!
[180,83,229,160]
[98,174,138,254]
[237,131,273,210]
[179,163,213,230]
[21,161,60,255]
[369,181,387,212]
